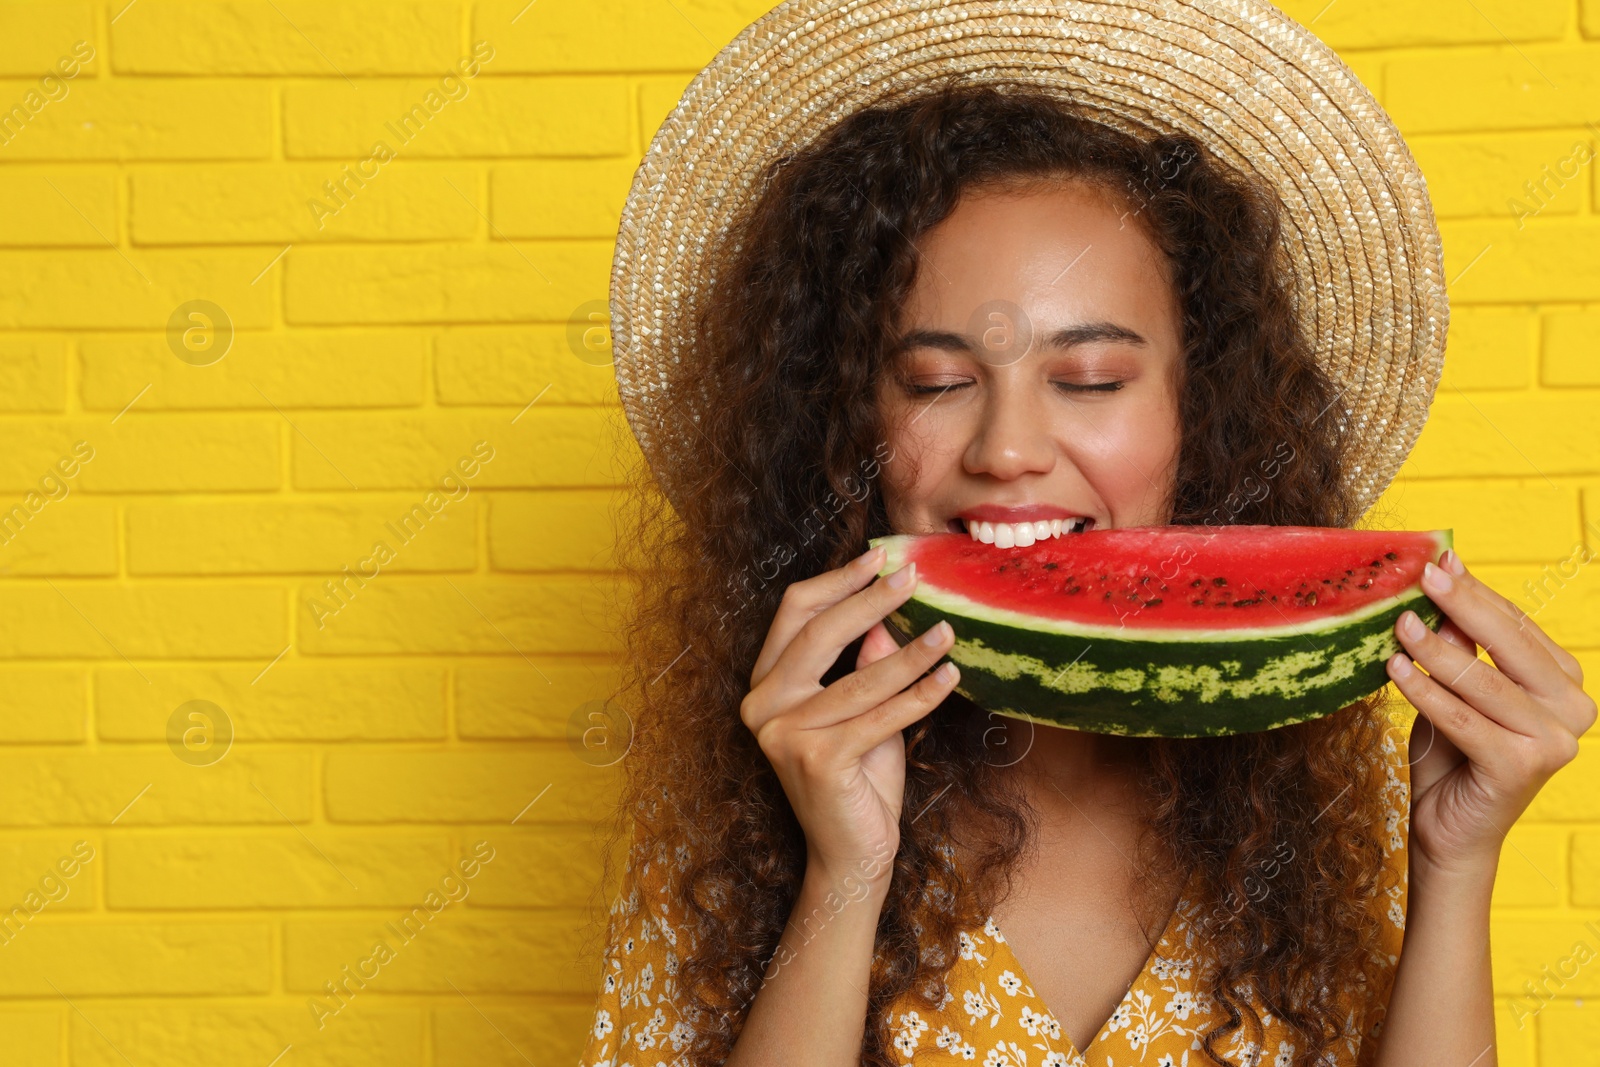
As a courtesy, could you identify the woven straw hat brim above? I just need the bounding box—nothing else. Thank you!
[610,0,1448,520]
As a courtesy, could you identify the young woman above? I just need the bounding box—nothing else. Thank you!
[579,60,1592,1067]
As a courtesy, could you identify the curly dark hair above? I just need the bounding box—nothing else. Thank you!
[586,78,1401,1067]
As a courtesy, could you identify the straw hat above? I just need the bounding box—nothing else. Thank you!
[609,0,1448,519]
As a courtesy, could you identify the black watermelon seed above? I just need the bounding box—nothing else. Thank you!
[1212,576,1228,586]
[1147,598,1163,607]
[1385,552,1398,561]
[1190,578,1203,588]
[1191,599,1204,606]
[1233,598,1257,607]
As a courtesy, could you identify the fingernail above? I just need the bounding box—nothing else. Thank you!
[1387,653,1413,679]
[887,562,916,590]
[1441,548,1465,576]
[936,661,959,683]
[856,546,884,567]
[1400,610,1424,640]
[1422,561,1453,595]
[921,620,950,647]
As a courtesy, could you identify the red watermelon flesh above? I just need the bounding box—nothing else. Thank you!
[897,525,1447,631]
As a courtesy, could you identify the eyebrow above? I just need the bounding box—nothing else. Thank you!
[890,320,1148,357]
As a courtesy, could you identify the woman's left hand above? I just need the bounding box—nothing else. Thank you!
[1387,548,1597,880]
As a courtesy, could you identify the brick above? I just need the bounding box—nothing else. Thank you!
[284,77,630,159]
[1367,478,1578,563]
[66,417,281,492]
[0,667,85,741]
[0,1009,57,1066]
[0,250,275,329]
[0,839,98,914]
[434,327,620,407]
[0,582,284,659]
[110,1,459,75]
[0,922,271,994]
[1400,395,1600,478]
[0,167,118,245]
[1388,48,1600,133]
[0,496,117,576]
[0,5,94,75]
[1407,132,1591,221]
[433,1002,596,1067]
[489,159,637,238]
[0,751,311,825]
[1544,310,1600,387]
[129,163,483,244]
[1527,741,1600,821]
[1435,307,1536,391]
[80,330,425,411]
[283,242,612,324]
[96,664,445,741]
[1495,825,1568,908]
[1439,218,1600,303]
[1491,917,1600,997]
[105,833,455,908]
[126,498,474,575]
[0,335,65,410]
[70,1005,422,1067]
[473,0,760,71]
[1277,0,1568,47]
[465,826,609,908]
[1541,1000,1600,1064]
[322,748,619,823]
[488,490,620,571]
[1588,0,1600,37]
[1478,560,1600,646]
[1566,832,1600,907]
[284,915,595,994]
[288,410,637,489]
[298,576,625,655]
[0,80,271,159]
[456,662,624,739]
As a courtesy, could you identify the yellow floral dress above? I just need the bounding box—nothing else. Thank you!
[581,736,1410,1067]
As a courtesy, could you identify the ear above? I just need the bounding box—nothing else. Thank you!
[856,621,902,670]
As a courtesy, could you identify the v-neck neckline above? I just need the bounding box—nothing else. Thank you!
[979,866,1199,1062]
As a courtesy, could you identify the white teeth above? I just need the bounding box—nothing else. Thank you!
[962,517,1089,545]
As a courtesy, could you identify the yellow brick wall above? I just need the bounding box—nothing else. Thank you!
[0,1,1595,1064]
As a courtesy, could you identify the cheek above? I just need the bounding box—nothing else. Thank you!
[1072,391,1181,515]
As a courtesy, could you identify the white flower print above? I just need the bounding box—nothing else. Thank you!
[964,982,1005,1028]
[593,1008,614,1039]
[1018,1005,1052,1037]
[1273,1040,1296,1066]
[1104,1002,1133,1033]
[985,915,1007,942]
[982,1040,1030,1067]
[998,969,1026,996]
[893,1010,931,1056]
[1165,990,1197,1021]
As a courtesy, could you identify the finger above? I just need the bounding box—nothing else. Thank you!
[1437,617,1475,653]
[856,620,902,670]
[751,546,886,687]
[1386,652,1514,772]
[1419,561,1569,702]
[1395,608,1541,736]
[1443,550,1585,688]
[765,562,926,693]
[802,620,954,732]
[834,660,960,762]
[1403,707,1465,801]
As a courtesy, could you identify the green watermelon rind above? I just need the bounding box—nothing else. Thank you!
[867,528,1452,738]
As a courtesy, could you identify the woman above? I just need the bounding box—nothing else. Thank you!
[579,9,1594,1067]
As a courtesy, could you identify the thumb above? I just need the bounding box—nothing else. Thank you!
[856,621,903,670]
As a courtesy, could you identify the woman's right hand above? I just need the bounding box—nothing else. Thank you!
[740,545,960,893]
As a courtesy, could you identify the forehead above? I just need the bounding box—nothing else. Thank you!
[896,177,1179,346]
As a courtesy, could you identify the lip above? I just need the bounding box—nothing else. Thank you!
[956,504,1086,523]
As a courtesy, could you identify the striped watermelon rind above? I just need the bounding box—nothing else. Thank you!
[869,528,1452,738]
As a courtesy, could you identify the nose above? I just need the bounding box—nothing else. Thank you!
[961,383,1056,481]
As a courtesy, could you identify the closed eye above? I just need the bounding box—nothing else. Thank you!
[906,381,1126,395]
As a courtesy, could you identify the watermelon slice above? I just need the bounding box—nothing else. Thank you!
[867,525,1452,737]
